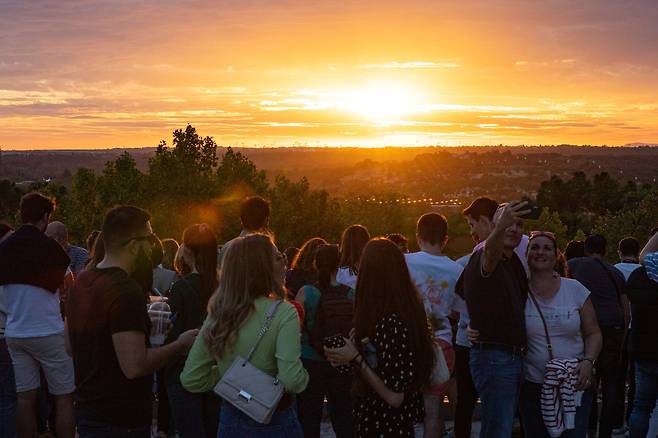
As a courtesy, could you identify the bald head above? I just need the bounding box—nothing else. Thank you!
[45,221,68,248]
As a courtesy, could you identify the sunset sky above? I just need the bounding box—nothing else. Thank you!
[2,0,658,149]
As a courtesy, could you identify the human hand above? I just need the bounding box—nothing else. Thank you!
[324,337,358,367]
[575,360,594,391]
[176,329,199,353]
[467,325,480,343]
[494,201,531,230]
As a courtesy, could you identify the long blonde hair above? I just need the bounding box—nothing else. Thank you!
[203,234,285,360]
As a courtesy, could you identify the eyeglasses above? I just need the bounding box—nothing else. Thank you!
[122,233,158,247]
[529,230,556,241]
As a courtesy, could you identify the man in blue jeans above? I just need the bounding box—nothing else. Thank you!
[462,201,530,437]
[627,233,658,438]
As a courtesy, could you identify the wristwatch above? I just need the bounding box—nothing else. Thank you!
[581,357,596,366]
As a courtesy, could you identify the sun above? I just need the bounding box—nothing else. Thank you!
[334,81,424,120]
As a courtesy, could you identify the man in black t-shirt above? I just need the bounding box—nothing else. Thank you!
[463,200,530,438]
[568,234,629,438]
[65,206,198,437]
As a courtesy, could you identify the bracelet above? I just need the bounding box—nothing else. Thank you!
[581,357,595,366]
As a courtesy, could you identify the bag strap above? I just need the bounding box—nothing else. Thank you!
[244,300,282,363]
[528,292,555,361]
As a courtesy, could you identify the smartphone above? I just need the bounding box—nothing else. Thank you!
[323,334,346,349]
[519,201,542,220]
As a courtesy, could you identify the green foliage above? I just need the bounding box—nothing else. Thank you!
[526,207,568,248]
[68,168,102,243]
[98,152,144,207]
[0,179,21,223]
[573,229,587,242]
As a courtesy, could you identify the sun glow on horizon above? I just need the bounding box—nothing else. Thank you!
[334,81,426,120]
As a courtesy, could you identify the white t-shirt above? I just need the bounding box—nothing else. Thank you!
[454,235,530,347]
[336,267,358,289]
[405,251,465,343]
[1,283,64,338]
[524,278,590,383]
[614,262,641,281]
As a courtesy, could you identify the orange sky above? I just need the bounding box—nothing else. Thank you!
[1,0,658,149]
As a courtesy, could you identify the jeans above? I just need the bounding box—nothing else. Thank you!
[588,325,625,438]
[519,380,593,438]
[0,339,16,438]
[217,401,303,438]
[629,360,658,438]
[76,412,150,438]
[454,345,478,438]
[470,347,524,438]
[297,358,353,438]
[167,379,221,438]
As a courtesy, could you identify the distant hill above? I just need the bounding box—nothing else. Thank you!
[2,145,658,202]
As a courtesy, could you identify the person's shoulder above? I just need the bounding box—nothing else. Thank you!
[70,245,89,256]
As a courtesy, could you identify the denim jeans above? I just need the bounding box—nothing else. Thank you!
[629,360,658,438]
[0,339,16,438]
[297,358,353,438]
[76,412,150,438]
[217,401,303,438]
[167,379,220,438]
[470,347,524,438]
[519,380,593,438]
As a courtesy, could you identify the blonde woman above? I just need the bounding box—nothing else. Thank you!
[181,234,309,437]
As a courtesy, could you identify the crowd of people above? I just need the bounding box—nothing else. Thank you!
[0,191,657,438]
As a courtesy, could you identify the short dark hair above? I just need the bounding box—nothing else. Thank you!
[618,237,640,258]
[240,196,270,231]
[564,240,585,260]
[20,192,55,224]
[585,234,607,256]
[101,205,152,250]
[462,197,498,221]
[416,213,448,246]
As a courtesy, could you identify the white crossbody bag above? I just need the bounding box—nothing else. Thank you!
[213,300,284,424]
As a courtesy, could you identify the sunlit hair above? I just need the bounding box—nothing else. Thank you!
[203,234,285,360]
[182,224,219,310]
[85,232,105,270]
[354,238,435,393]
[174,245,191,276]
[339,224,370,273]
[161,238,180,271]
[291,237,327,273]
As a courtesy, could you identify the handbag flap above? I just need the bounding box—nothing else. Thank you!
[215,356,283,410]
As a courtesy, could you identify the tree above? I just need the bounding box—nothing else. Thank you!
[68,168,102,243]
[0,179,21,223]
[216,147,269,195]
[269,176,342,249]
[98,152,145,207]
[147,125,220,238]
[527,207,568,249]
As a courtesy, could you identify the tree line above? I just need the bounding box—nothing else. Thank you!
[1,125,656,260]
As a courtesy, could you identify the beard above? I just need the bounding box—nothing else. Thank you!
[131,247,154,295]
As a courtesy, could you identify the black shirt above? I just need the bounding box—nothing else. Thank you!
[626,267,658,361]
[463,249,528,348]
[164,273,205,383]
[65,267,152,428]
[568,257,625,327]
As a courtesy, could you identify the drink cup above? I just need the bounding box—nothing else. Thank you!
[148,301,171,346]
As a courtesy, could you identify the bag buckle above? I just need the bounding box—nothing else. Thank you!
[238,390,252,402]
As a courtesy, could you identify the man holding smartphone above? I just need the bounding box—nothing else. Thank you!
[462,201,532,437]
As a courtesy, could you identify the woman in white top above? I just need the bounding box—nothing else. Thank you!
[520,231,602,438]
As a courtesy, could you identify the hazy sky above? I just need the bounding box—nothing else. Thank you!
[2,0,658,149]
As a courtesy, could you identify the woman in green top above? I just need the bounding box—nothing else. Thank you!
[181,234,309,437]
[165,224,220,437]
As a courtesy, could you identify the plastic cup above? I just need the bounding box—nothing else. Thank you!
[148,301,171,346]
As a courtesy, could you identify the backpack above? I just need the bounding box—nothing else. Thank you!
[309,283,354,354]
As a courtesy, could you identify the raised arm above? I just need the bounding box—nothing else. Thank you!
[482,201,529,274]
[640,232,658,264]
